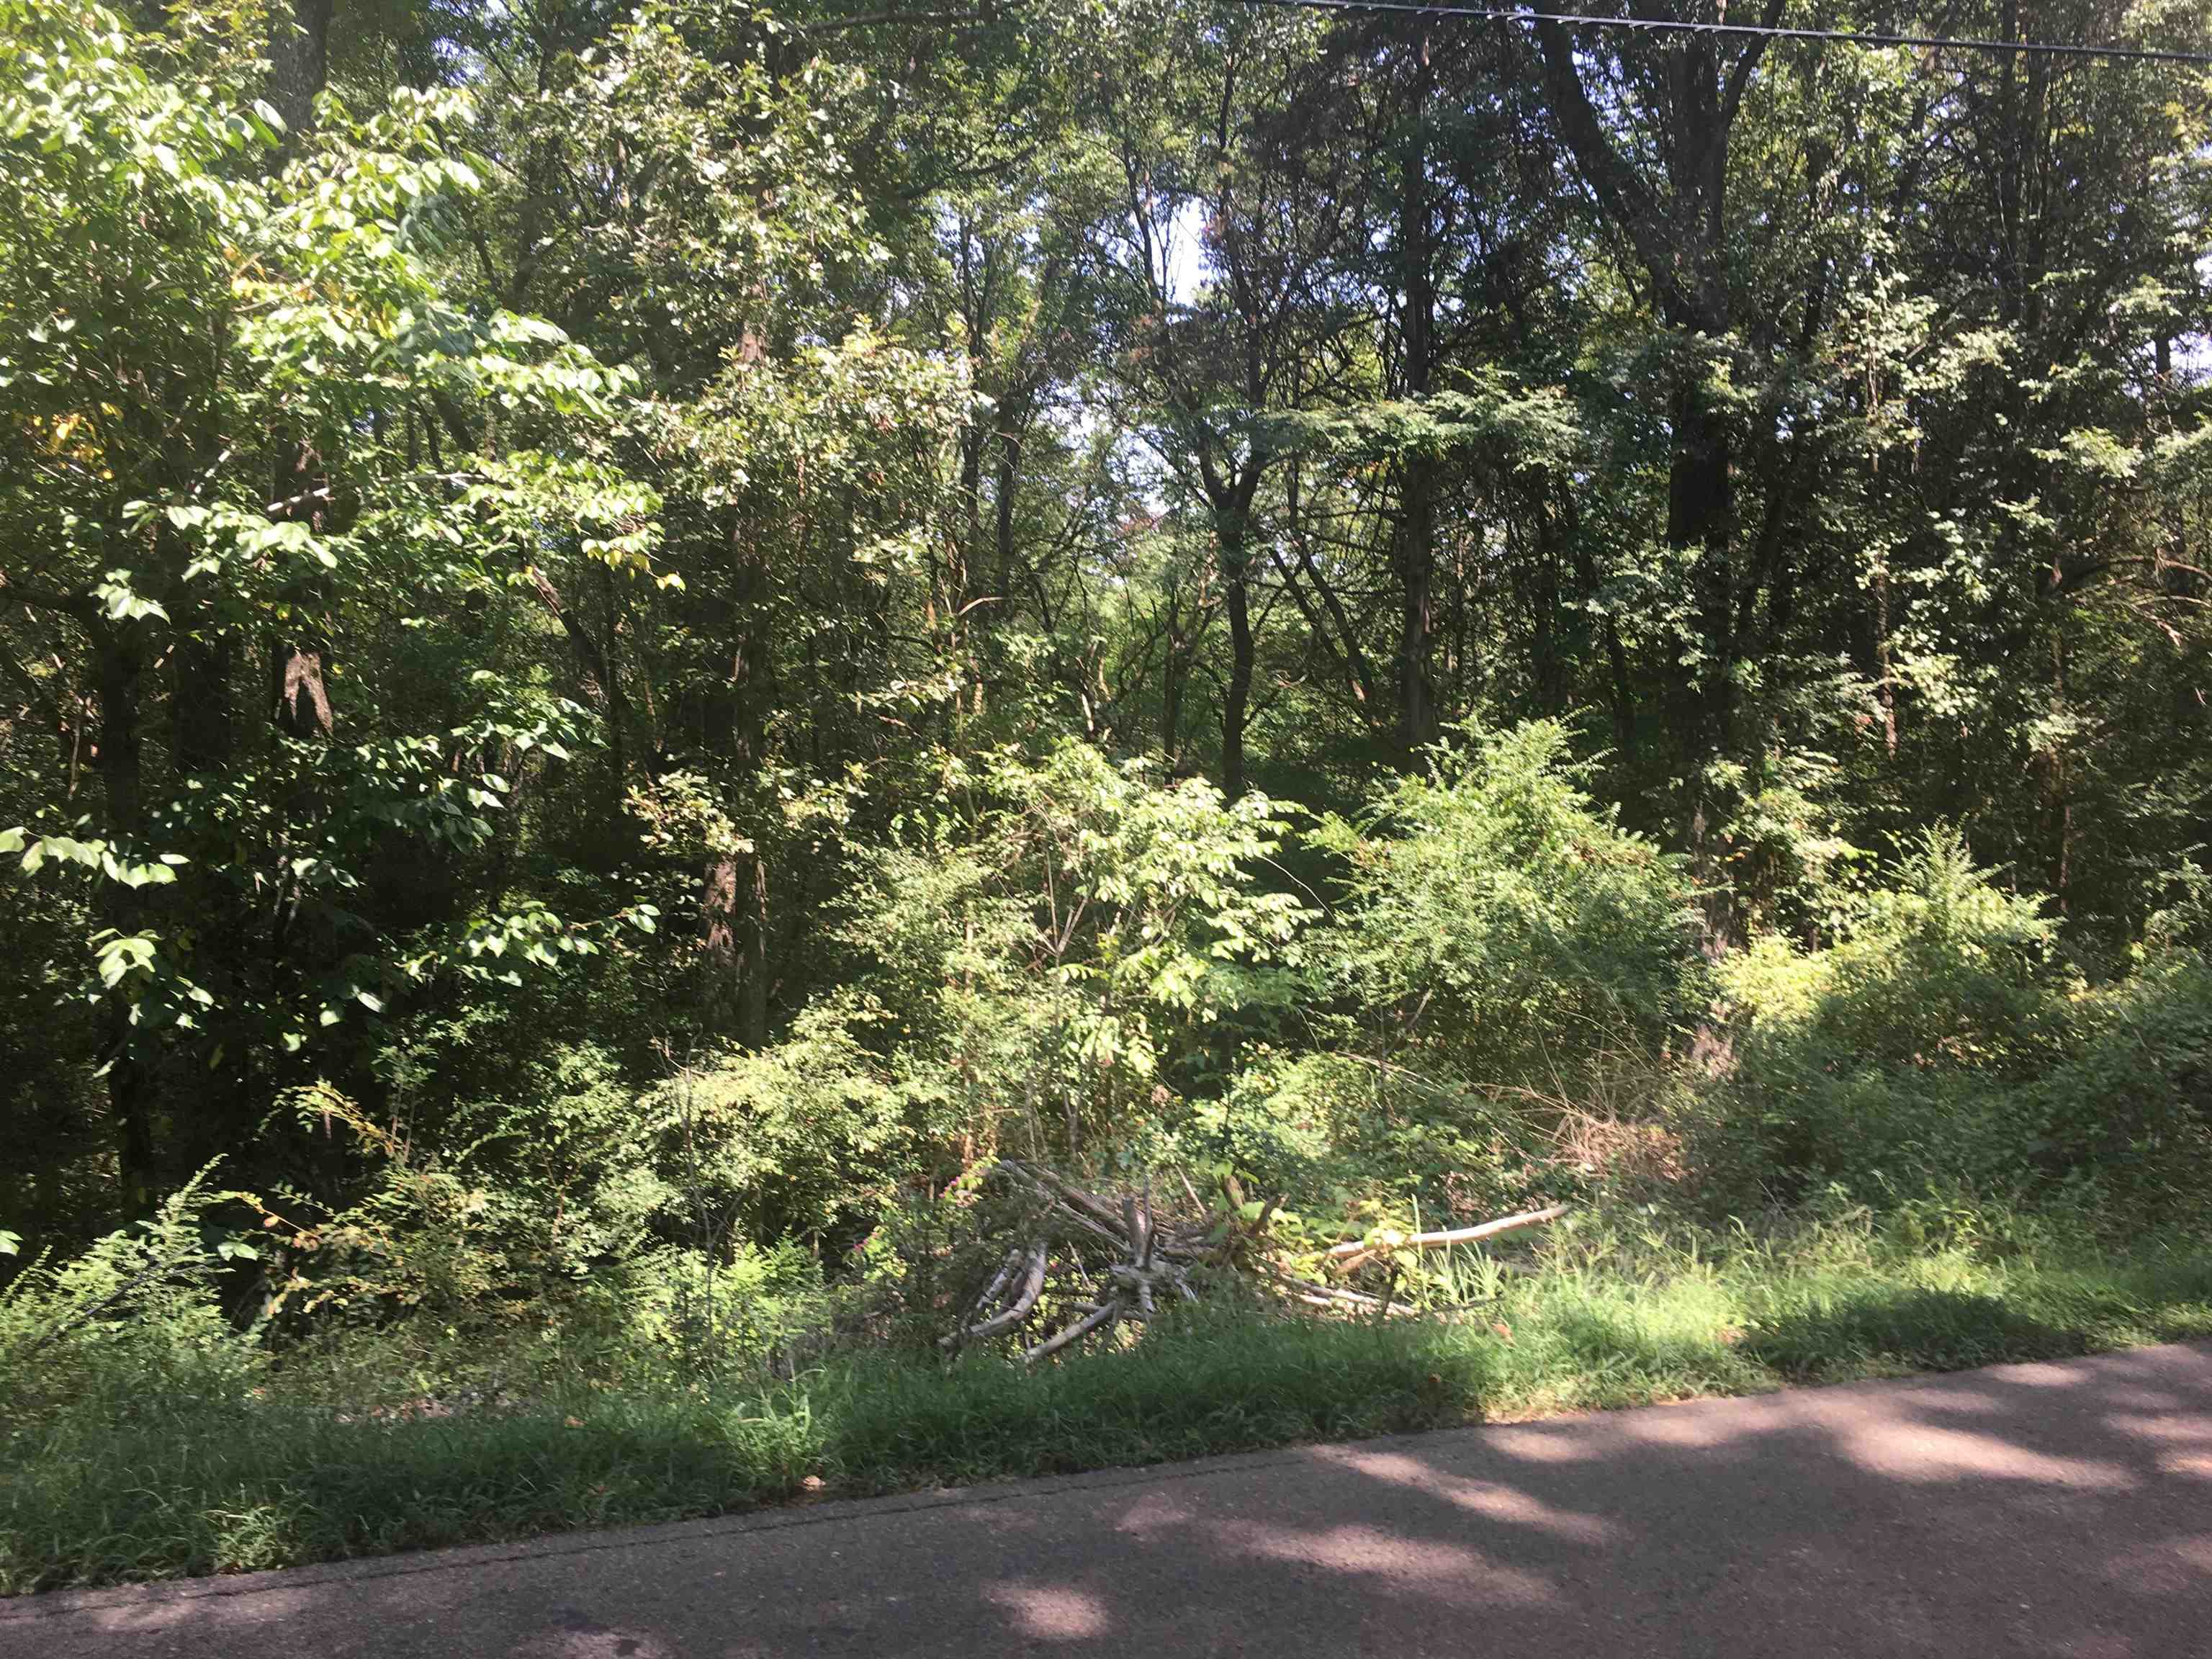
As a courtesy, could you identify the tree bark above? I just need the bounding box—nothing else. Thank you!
[266,0,334,155]
[266,3,339,735]
[699,847,770,1048]
[95,629,157,1214]
[171,631,234,773]
[697,516,774,1046]
[270,635,333,737]
[1557,493,1635,759]
[1221,534,1254,801]
[1393,32,1441,755]
[993,426,1021,611]
[1666,361,1735,765]
[1161,596,1186,770]
[1530,12,1776,940]
[954,423,983,617]
[527,562,632,853]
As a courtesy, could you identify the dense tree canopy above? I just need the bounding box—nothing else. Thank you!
[4,0,2209,1275]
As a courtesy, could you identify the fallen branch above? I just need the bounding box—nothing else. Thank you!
[1008,1161,1127,1236]
[1269,1267,1388,1310]
[1022,1299,1119,1363]
[1269,1268,1462,1319]
[942,1164,1230,1360]
[945,1243,1047,1347]
[973,1246,1022,1313]
[1326,1205,1569,1274]
[950,1166,1550,1358]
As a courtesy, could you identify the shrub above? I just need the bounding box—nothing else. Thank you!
[1802,827,2063,1073]
[1314,719,1701,1097]
[755,740,1313,1182]
[0,1172,262,1433]
[1186,1050,1564,1226]
[2028,953,2212,1205]
[1689,827,2212,1211]
[649,1015,907,1250]
[264,1053,673,1332]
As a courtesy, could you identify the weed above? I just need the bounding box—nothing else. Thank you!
[8,1217,2208,1596]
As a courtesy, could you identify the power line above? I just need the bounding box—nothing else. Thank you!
[1228,0,2212,68]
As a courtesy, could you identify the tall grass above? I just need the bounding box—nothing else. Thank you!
[8,1213,2211,1596]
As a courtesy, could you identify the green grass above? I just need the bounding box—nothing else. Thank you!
[7,1223,2212,1596]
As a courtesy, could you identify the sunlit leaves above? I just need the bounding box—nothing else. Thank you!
[0,1,670,1100]
[3,827,184,889]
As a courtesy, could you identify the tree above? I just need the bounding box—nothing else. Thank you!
[0,1,653,1202]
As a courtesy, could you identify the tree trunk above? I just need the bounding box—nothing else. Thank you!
[697,518,773,1046]
[171,632,234,773]
[1558,494,1635,759]
[1161,601,1185,770]
[1673,374,1737,946]
[266,0,339,734]
[270,636,333,737]
[954,423,983,618]
[1668,368,1735,766]
[1874,563,1898,756]
[742,854,769,1047]
[1530,12,1773,939]
[1528,523,1567,716]
[701,848,770,1048]
[527,562,630,852]
[1672,53,1742,944]
[96,629,156,1214]
[266,0,334,155]
[1396,466,1437,753]
[1393,35,1440,755]
[994,426,1021,611]
[1221,535,1254,801]
[264,436,351,741]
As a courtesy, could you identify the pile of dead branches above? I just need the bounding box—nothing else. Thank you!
[944,1160,1565,1363]
[942,1161,1249,1362]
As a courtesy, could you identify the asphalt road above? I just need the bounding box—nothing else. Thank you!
[7,1341,2211,1658]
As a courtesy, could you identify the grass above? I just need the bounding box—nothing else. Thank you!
[6,1215,2212,1596]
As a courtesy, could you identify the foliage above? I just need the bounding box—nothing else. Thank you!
[1315,721,1700,1094]
[0,0,658,1212]
[0,1171,263,1433]
[1692,830,2212,1208]
[786,741,1314,1182]
[9,1204,2212,1593]
[2,0,2212,1588]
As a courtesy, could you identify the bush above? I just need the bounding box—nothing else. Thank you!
[733,740,1314,1188]
[649,1015,907,1250]
[1186,1050,1565,1226]
[1799,827,2063,1073]
[0,1173,263,1434]
[261,1056,672,1333]
[1690,827,2212,1211]
[2028,953,2212,1205]
[1315,719,1701,1097]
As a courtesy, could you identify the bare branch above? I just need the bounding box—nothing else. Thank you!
[1023,1299,1118,1363]
[1326,1205,1570,1271]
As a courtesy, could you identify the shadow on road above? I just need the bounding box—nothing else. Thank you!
[14,1342,2212,1659]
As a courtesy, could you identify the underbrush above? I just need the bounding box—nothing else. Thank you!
[7,1205,2210,1596]
[1683,830,2212,1213]
[9,742,2212,1596]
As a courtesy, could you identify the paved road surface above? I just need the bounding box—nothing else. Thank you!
[7,1342,2211,1658]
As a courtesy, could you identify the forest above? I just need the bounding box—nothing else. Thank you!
[4,0,2212,1592]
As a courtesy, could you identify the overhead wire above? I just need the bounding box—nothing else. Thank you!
[1225,0,2212,68]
